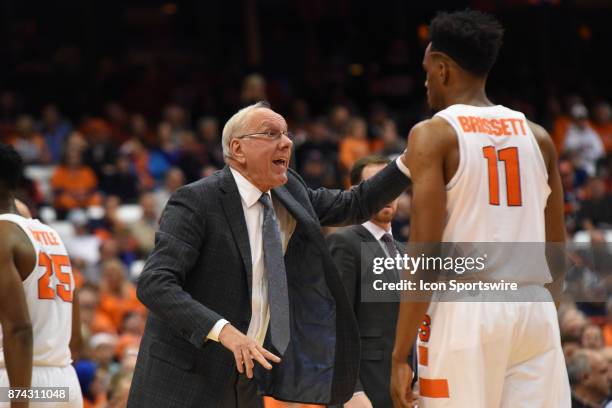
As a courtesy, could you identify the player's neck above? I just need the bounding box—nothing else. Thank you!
[0,192,17,215]
[446,83,493,108]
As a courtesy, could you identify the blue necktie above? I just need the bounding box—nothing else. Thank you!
[259,193,290,355]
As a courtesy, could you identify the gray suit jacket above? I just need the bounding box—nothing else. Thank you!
[327,225,408,408]
[127,163,409,407]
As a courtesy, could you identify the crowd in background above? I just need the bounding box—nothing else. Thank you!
[2,70,611,406]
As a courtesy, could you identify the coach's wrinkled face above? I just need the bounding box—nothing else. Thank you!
[231,108,293,192]
[423,43,446,112]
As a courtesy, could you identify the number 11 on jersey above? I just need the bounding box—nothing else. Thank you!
[482,146,522,207]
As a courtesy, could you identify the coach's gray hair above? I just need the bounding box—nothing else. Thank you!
[567,350,591,386]
[222,101,270,160]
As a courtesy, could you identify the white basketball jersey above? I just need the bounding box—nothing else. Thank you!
[435,104,552,284]
[0,214,74,367]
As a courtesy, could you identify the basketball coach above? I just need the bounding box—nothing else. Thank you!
[127,102,411,407]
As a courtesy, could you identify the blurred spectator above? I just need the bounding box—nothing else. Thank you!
[64,209,101,267]
[197,116,224,168]
[240,74,267,106]
[162,104,189,144]
[605,301,612,347]
[8,114,51,164]
[295,119,339,188]
[90,196,125,240]
[38,104,72,162]
[329,105,351,138]
[129,192,158,256]
[576,177,612,231]
[128,113,156,148]
[154,167,184,214]
[592,102,612,154]
[378,118,404,157]
[583,325,606,350]
[567,349,611,407]
[98,259,145,331]
[79,283,116,338]
[74,360,108,408]
[105,102,130,145]
[148,122,180,183]
[561,307,589,344]
[51,148,102,217]
[107,371,133,408]
[90,332,120,377]
[115,312,144,367]
[0,91,18,138]
[119,138,155,191]
[563,104,605,176]
[65,131,89,154]
[177,130,207,183]
[85,238,121,282]
[81,118,118,180]
[100,155,140,204]
[339,117,370,181]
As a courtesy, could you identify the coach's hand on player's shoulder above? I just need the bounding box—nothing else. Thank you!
[391,358,416,408]
[218,324,281,378]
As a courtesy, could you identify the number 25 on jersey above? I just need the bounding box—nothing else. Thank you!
[38,252,73,302]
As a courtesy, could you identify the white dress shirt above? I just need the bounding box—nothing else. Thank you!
[207,167,296,345]
[208,158,409,344]
[362,221,395,257]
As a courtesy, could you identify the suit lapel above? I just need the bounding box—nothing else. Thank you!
[219,166,253,297]
[272,185,320,235]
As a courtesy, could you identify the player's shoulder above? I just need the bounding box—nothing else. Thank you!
[526,119,556,166]
[407,117,457,154]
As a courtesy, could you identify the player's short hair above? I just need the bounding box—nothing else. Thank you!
[430,10,504,77]
[0,143,24,190]
[350,155,391,185]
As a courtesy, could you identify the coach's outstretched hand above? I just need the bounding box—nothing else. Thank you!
[391,359,416,407]
[218,324,281,378]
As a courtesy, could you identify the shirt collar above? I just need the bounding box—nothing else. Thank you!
[229,166,270,208]
[362,220,392,241]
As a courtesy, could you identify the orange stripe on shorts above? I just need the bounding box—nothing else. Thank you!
[418,345,428,366]
[419,378,449,398]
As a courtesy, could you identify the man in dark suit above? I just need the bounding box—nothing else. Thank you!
[127,102,411,407]
[327,156,414,408]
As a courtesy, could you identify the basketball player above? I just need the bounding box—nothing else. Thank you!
[0,144,83,408]
[391,10,570,408]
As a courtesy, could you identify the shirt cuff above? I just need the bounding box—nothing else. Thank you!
[207,319,230,342]
[395,156,411,178]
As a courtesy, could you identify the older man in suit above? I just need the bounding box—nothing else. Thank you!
[127,102,411,407]
[327,156,414,408]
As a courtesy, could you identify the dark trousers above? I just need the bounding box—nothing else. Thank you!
[219,372,264,408]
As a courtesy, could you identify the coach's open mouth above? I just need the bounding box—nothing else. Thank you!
[272,158,288,168]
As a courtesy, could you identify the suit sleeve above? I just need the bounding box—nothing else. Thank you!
[307,160,410,227]
[136,186,224,349]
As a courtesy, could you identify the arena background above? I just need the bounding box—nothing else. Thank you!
[1,0,611,407]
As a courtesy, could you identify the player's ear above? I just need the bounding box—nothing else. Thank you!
[439,60,450,86]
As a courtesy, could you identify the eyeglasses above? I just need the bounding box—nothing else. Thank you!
[235,130,294,141]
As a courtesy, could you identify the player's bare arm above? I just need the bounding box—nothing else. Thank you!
[0,221,34,398]
[528,120,566,307]
[69,289,82,360]
[391,118,454,408]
